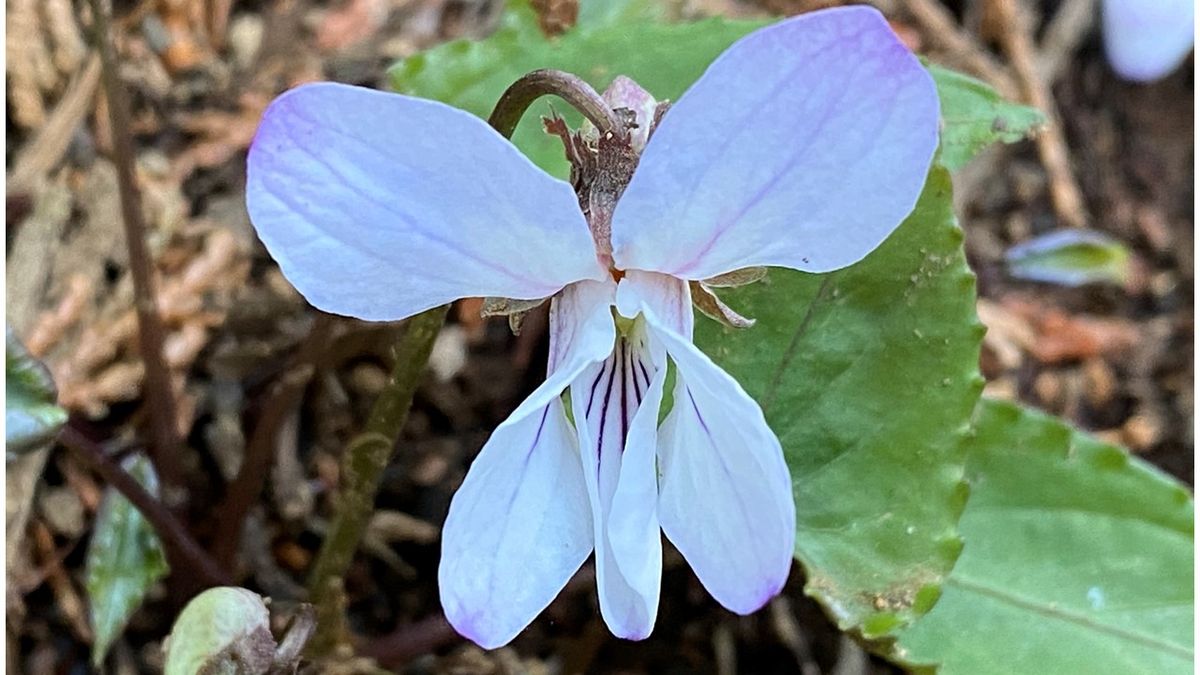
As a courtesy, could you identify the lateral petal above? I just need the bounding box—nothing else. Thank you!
[439,398,592,648]
[610,7,939,279]
[640,309,796,615]
[247,82,605,321]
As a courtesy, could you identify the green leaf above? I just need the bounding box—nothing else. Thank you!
[695,166,982,643]
[85,454,169,668]
[163,587,276,675]
[6,327,67,459]
[928,64,1045,170]
[895,399,1194,674]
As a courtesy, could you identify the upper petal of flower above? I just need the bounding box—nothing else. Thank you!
[609,7,939,279]
[439,397,592,649]
[1103,0,1194,82]
[632,288,796,615]
[246,83,606,321]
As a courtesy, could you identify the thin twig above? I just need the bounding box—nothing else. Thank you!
[88,0,185,488]
[59,426,232,587]
[359,615,457,667]
[305,306,448,657]
[211,313,336,568]
[489,69,622,139]
[990,0,1089,228]
[361,565,598,667]
[1036,0,1097,83]
[899,0,1019,98]
[8,52,101,193]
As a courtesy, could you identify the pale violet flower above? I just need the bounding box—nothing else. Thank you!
[246,6,938,648]
[1103,0,1195,82]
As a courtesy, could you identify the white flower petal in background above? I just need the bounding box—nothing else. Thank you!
[1103,0,1195,82]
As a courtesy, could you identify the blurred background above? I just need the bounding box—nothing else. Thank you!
[5,0,1193,672]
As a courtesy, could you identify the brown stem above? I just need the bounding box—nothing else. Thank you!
[990,0,1089,228]
[362,565,598,667]
[211,313,337,568]
[899,0,1019,99]
[88,0,184,489]
[359,615,457,667]
[59,426,231,587]
[488,69,621,139]
[305,305,448,657]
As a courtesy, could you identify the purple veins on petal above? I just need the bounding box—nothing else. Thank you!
[569,318,667,640]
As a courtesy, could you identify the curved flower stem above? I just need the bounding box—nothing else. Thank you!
[212,313,336,568]
[488,69,622,139]
[305,305,448,656]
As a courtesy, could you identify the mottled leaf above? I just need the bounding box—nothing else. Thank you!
[85,454,169,667]
[897,400,1193,674]
[6,327,67,459]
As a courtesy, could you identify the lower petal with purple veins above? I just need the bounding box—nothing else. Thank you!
[570,321,666,639]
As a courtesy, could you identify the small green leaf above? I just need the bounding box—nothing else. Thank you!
[163,587,276,675]
[1006,228,1132,286]
[85,454,169,668]
[928,64,1045,170]
[697,167,983,646]
[6,327,67,459]
[896,400,1194,674]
